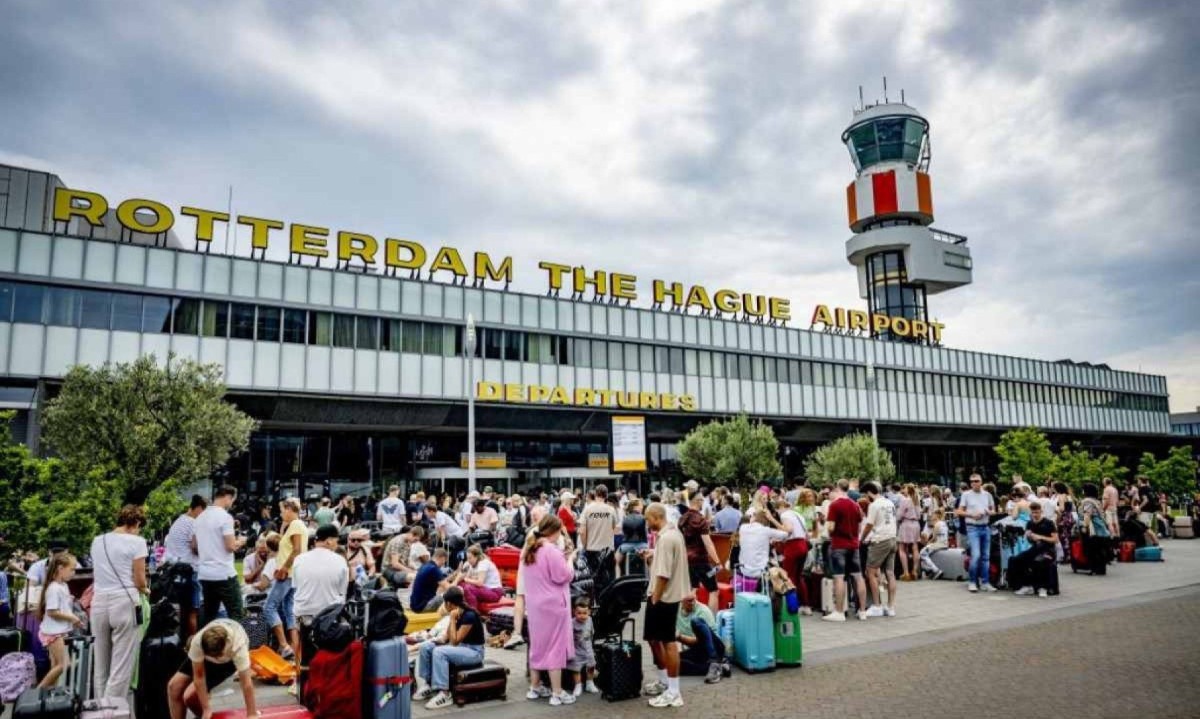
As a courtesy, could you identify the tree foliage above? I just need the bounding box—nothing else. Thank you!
[1137,446,1199,500]
[1048,441,1127,492]
[676,414,781,487]
[994,426,1054,485]
[41,354,257,504]
[803,432,896,488]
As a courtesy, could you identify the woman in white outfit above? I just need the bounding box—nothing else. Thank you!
[89,504,150,700]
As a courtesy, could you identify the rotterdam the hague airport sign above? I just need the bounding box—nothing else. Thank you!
[51,186,942,343]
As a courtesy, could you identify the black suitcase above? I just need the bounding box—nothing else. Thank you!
[241,607,272,649]
[593,622,642,702]
[13,687,80,718]
[485,607,514,637]
[1,625,32,658]
[449,661,508,706]
[136,633,185,719]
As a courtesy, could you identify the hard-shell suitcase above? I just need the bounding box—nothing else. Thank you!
[58,633,94,702]
[732,592,774,673]
[695,582,734,610]
[1172,516,1194,539]
[1118,541,1136,563]
[81,696,131,719]
[0,626,32,659]
[13,687,80,719]
[213,707,315,718]
[773,607,802,667]
[1134,545,1163,562]
[449,660,507,706]
[594,622,642,702]
[821,578,835,614]
[716,609,735,654]
[364,636,411,719]
[136,633,185,719]
[486,546,521,571]
[1070,536,1107,575]
[931,548,967,580]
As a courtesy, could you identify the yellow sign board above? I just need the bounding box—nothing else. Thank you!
[51,186,791,322]
[611,416,648,472]
[810,304,945,344]
[459,452,506,469]
[588,454,610,469]
[475,382,697,412]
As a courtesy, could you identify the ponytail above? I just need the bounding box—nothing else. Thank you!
[37,552,76,621]
[523,514,564,565]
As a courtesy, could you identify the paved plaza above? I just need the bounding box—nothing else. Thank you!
[223,537,1200,716]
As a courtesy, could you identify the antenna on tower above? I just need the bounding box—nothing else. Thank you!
[883,76,888,103]
[858,85,864,110]
[901,88,905,104]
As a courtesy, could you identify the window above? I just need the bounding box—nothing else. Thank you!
[172,298,200,335]
[256,306,281,342]
[430,323,451,356]
[230,303,255,339]
[282,309,306,344]
[111,293,142,332]
[527,334,552,364]
[713,352,726,378]
[356,316,378,350]
[684,349,697,376]
[738,354,751,381]
[801,361,813,385]
[592,340,608,369]
[609,342,624,371]
[669,348,684,375]
[640,345,654,373]
[765,357,777,382]
[381,319,400,351]
[45,287,80,327]
[0,282,12,322]
[143,296,173,333]
[502,330,522,361]
[202,301,229,337]
[402,321,423,353]
[80,290,111,330]
[333,314,355,348]
[624,343,638,372]
[555,336,571,366]
[944,252,972,270]
[752,356,765,381]
[573,338,591,367]
[309,312,333,346]
[699,351,712,377]
[13,284,45,324]
[483,328,502,359]
[654,347,668,373]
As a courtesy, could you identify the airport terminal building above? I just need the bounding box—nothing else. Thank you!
[0,105,1175,498]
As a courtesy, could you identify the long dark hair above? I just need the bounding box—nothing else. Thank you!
[522,515,563,565]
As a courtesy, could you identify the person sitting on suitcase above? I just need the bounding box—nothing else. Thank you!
[166,619,259,719]
[34,552,84,690]
[675,591,725,684]
[1010,501,1058,598]
[413,586,487,710]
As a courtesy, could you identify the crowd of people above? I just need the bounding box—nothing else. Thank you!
[2,473,1192,715]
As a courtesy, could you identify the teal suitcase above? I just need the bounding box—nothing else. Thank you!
[732,593,775,673]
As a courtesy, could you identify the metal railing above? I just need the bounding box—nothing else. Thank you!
[930,228,968,245]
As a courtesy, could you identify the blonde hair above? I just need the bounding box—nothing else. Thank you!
[523,515,563,565]
[38,552,77,621]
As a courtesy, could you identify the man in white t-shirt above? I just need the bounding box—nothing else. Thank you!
[861,482,898,617]
[425,501,466,569]
[292,525,348,627]
[377,485,405,533]
[162,495,208,640]
[192,486,247,626]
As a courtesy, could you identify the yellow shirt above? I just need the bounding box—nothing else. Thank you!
[277,519,307,577]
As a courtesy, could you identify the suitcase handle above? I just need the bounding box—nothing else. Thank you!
[368,675,413,686]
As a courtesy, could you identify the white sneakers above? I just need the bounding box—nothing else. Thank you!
[865,605,885,618]
[649,691,684,708]
[526,686,552,700]
[821,611,846,622]
[967,582,978,593]
[1037,589,1049,598]
[1015,586,1035,596]
[573,681,600,697]
[883,606,896,617]
[549,692,576,706]
[981,583,998,592]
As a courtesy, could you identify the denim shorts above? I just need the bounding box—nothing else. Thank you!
[829,547,862,577]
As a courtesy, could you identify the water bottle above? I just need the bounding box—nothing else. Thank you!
[355,564,368,587]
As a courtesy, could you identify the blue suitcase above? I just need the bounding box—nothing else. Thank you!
[364,637,412,719]
[1134,546,1163,562]
[732,593,775,673]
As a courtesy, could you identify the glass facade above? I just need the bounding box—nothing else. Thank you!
[844,115,927,170]
[865,250,928,340]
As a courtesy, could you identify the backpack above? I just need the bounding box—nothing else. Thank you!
[146,599,180,639]
[0,651,36,702]
[366,591,407,641]
[312,603,354,654]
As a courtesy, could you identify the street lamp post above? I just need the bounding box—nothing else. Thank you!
[866,349,879,481]
[465,313,477,495]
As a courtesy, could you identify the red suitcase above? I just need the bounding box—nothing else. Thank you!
[695,582,734,610]
[1118,541,1136,563]
[487,546,521,571]
[213,707,314,718]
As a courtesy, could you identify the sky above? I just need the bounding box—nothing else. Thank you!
[2,0,1197,412]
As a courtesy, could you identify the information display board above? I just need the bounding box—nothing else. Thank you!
[610,416,648,472]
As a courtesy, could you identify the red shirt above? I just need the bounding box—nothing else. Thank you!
[558,506,577,534]
[827,496,863,551]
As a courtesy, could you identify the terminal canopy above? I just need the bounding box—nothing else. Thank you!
[843,114,928,171]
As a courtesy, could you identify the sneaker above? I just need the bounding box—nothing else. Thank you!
[856,610,869,621]
[279,645,295,660]
[981,583,998,592]
[585,680,599,694]
[527,686,552,700]
[704,661,723,684]
[967,583,978,593]
[1037,589,1049,598]
[643,680,668,697]
[721,660,733,678]
[821,611,846,622]
[800,606,813,616]
[414,686,437,702]
[865,605,884,618]
[883,606,896,617]
[1014,586,1035,596]
[573,683,583,697]
[551,691,576,706]
[503,635,526,649]
[649,691,684,708]
[425,691,454,710]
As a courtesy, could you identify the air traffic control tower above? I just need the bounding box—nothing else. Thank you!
[842,96,972,342]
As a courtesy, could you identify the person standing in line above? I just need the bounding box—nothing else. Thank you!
[578,484,619,575]
[264,498,306,660]
[861,482,899,617]
[556,491,578,545]
[822,479,868,622]
[895,485,922,581]
[679,493,721,614]
[641,502,690,708]
[1101,477,1120,536]
[90,505,149,700]
[377,485,405,534]
[34,552,83,689]
[955,474,997,593]
[162,494,208,640]
[521,515,577,707]
[193,486,248,626]
[291,525,349,676]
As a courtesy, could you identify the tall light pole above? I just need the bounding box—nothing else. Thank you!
[465,313,477,495]
[866,348,879,481]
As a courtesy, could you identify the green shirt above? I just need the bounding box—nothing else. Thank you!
[676,603,716,639]
[314,508,337,528]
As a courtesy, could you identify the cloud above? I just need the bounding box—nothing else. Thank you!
[1,0,1196,413]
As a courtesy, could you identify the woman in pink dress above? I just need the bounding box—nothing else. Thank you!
[897,484,923,581]
[522,515,577,706]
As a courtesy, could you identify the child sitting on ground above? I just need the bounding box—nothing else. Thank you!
[919,509,950,578]
[568,597,598,696]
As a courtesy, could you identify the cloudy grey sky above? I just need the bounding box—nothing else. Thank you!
[2,0,1197,411]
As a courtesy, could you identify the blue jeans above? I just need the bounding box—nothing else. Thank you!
[967,524,991,586]
[419,641,484,690]
[680,618,724,675]
[263,578,295,630]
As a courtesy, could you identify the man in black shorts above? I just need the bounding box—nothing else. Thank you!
[642,503,690,708]
[166,618,259,719]
[679,494,721,613]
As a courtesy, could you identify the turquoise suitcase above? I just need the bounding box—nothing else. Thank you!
[1134,546,1163,562]
[732,593,775,673]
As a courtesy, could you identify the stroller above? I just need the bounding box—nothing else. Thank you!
[590,575,648,702]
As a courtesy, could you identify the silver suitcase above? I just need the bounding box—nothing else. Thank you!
[1173,516,1194,539]
[57,633,94,702]
[930,548,968,581]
